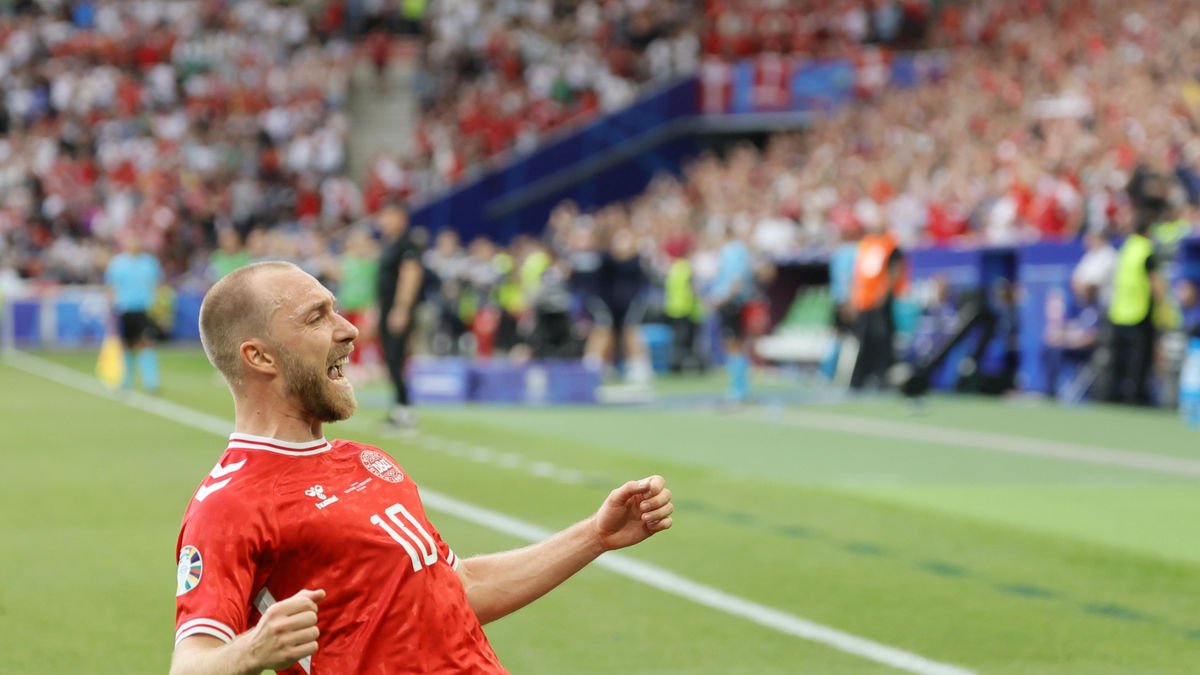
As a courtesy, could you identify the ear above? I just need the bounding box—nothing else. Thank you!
[240,339,278,378]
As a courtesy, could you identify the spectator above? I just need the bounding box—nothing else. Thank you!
[209,229,250,282]
[1043,284,1102,398]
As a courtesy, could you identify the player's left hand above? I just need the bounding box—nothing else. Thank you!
[593,475,673,551]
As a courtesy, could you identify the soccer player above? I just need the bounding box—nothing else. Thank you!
[104,233,163,393]
[172,261,674,674]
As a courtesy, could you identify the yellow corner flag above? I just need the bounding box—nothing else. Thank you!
[96,334,124,389]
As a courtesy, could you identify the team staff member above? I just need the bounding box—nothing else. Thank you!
[1105,217,1166,405]
[663,240,704,372]
[849,218,906,390]
[172,261,674,674]
[104,233,163,393]
[375,204,423,430]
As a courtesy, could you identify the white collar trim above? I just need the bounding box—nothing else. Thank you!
[227,432,332,456]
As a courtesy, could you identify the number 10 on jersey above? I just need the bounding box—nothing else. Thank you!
[370,504,439,571]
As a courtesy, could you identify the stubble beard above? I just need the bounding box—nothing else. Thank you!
[280,351,358,423]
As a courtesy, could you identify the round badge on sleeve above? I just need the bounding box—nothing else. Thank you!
[176,546,203,597]
[360,449,405,483]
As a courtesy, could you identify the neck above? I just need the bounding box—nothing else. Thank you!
[231,388,324,442]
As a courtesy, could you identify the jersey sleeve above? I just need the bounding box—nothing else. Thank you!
[174,497,271,647]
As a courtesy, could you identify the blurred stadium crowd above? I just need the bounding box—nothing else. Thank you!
[3,0,1200,397]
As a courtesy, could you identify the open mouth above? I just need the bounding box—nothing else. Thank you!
[327,356,349,383]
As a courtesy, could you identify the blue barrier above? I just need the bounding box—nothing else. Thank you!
[4,289,206,348]
[409,357,472,404]
[174,292,204,341]
[409,357,600,405]
[12,300,40,345]
[54,298,108,346]
[1016,242,1084,393]
[907,246,986,389]
[410,77,699,241]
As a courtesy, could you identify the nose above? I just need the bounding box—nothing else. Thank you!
[334,311,359,344]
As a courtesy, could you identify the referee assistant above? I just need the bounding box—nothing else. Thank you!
[104,233,163,393]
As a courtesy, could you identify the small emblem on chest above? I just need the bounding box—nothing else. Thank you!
[360,449,405,483]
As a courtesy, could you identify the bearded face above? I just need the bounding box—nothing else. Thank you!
[278,343,357,422]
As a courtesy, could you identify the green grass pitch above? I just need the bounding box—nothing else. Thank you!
[3,348,1200,674]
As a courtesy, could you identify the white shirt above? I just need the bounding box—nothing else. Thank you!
[1072,244,1117,305]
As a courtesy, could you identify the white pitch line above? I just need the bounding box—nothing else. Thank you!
[3,350,976,675]
[737,407,1200,479]
[418,490,975,675]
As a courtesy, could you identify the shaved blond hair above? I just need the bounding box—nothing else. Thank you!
[199,261,297,388]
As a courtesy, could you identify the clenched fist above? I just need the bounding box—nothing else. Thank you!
[245,588,324,670]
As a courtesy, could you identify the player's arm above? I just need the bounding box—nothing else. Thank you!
[170,589,325,675]
[455,476,673,624]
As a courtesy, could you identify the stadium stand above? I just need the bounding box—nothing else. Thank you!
[360,0,700,208]
[702,0,933,58]
[1,0,357,285]
[6,0,1200,402]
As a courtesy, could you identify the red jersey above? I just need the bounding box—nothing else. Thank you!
[174,433,506,674]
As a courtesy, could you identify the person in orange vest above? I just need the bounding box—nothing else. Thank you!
[849,217,907,390]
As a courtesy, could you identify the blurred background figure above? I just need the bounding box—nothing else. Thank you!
[1042,285,1102,400]
[104,233,163,394]
[1105,193,1168,406]
[849,214,906,390]
[593,227,654,386]
[708,225,756,403]
[1177,280,1200,427]
[423,229,470,356]
[662,237,705,373]
[1072,231,1117,308]
[337,226,381,380]
[566,222,606,364]
[824,223,861,381]
[376,204,423,431]
[528,254,576,359]
[209,229,251,283]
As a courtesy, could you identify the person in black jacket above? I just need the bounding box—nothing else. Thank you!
[375,204,424,430]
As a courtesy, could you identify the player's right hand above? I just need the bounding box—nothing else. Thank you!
[245,588,324,670]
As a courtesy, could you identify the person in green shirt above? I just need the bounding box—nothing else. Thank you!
[209,229,251,282]
[338,227,381,374]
